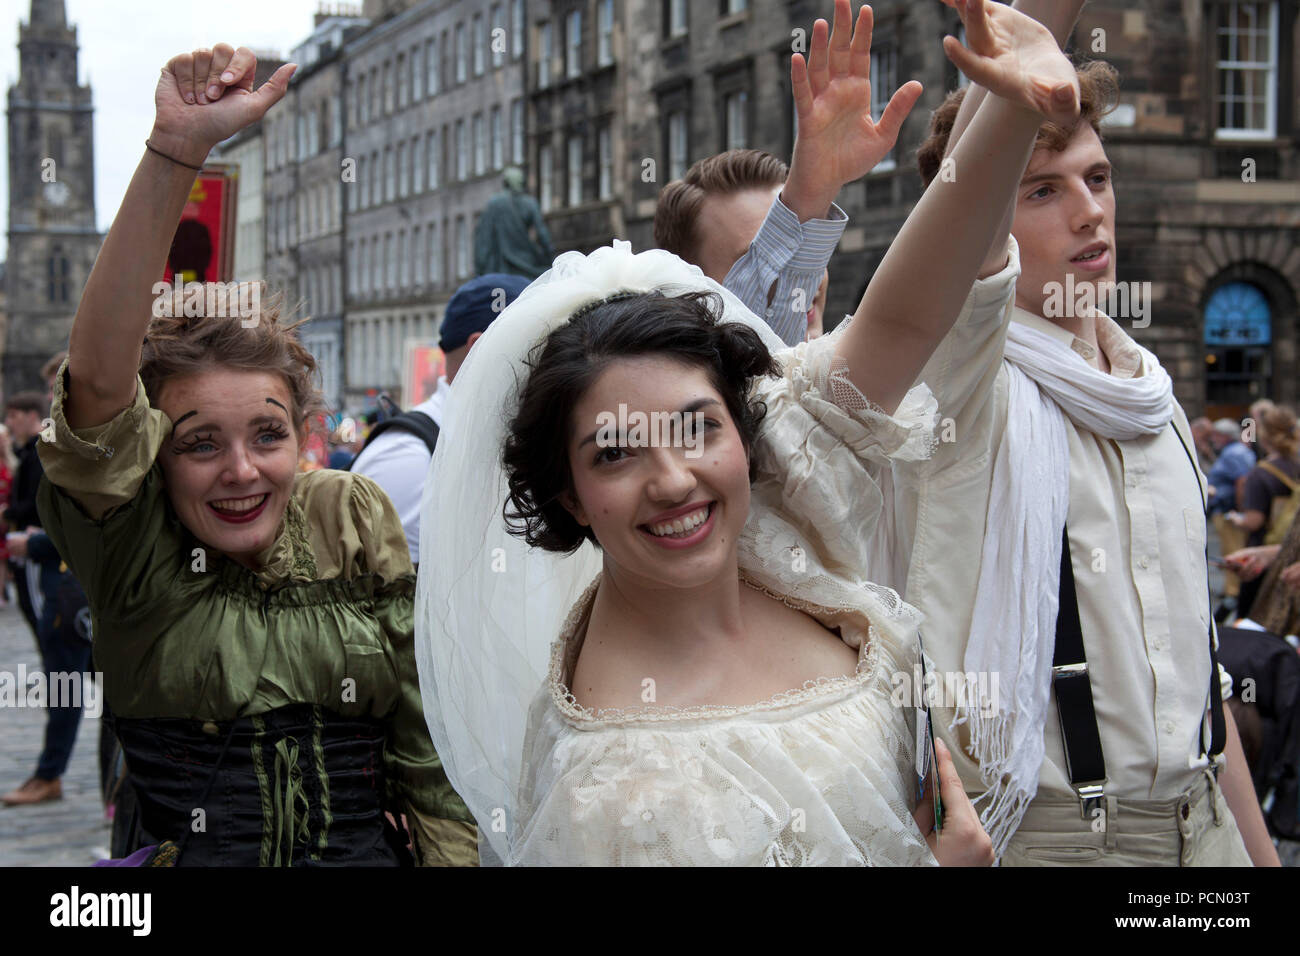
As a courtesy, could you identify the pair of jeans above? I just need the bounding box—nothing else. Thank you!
[33,588,93,781]
[8,559,38,641]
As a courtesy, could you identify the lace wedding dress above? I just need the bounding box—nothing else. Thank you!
[415,242,941,866]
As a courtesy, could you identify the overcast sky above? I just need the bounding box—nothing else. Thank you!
[0,0,322,262]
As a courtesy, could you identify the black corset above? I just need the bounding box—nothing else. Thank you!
[112,704,411,866]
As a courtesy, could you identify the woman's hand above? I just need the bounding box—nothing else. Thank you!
[150,45,295,168]
[940,0,1080,126]
[913,737,995,866]
[64,43,295,427]
[1224,544,1281,581]
[1280,561,1300,592]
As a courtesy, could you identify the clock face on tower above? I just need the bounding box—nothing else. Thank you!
[44,180,70,207]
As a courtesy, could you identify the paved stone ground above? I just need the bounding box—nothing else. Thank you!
[0,596,111,866]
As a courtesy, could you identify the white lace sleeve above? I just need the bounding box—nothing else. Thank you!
[737,323,936,620]
[759,320,939,466]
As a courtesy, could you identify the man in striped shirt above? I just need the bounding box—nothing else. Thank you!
[654,150,841,346]
[653,14,921,347]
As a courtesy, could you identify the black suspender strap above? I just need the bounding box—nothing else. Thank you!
[1203,615,1228,763]
[1051,418,1226,822]
[1052,525,1107,816]
[1167,422,1227,765]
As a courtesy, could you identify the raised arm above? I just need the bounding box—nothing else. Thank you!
[783,0,923,225]
[835,0,1080,414]
[732,0,921,346]
[944,0,1087,277]
[64,46,293,431]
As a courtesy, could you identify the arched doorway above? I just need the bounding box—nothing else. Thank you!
[1204,280,1272,421]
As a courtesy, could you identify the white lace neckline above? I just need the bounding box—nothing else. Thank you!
[547,572,886,728]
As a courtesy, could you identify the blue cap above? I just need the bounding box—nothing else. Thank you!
[439,274,532,352]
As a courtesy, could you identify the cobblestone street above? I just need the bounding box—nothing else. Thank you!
[0,599,109,866]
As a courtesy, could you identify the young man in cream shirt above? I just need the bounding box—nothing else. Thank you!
[890,0,1278,866]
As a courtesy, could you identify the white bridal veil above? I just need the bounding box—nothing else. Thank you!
[413,241,788,864]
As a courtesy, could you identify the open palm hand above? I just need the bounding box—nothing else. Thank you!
[788,0,924,208]
[941,0,1079,125]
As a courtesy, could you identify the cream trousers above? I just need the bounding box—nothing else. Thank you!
[999,769,1253,866]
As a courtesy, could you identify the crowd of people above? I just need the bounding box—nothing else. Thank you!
[1195,407,1300,633]
[1,0,1295,867]
[1,355,97,810]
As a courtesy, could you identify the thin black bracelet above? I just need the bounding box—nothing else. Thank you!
[144,139,204,171]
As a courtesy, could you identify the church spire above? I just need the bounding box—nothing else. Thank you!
[28,0,67,30]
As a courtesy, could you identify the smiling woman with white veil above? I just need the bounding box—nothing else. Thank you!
[416,243,950,867]
[415,0,1082,866]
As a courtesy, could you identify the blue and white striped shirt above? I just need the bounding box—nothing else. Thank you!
[723,196,848,347]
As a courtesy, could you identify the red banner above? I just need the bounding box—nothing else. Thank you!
[163,165,237,284]
[404,344,446,408]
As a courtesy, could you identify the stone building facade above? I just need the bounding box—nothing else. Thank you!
[523,0,953,288]
[3,0,100,396]
[258,17,364,417]
[1078,1,1300,418]
[211,53,286,287]
[7,0,1292,424]
[215,124,266,284]
[526,0,627,253]
[288,20,363,414]
[341,0,528,412]
[584,0,1298,419]
[512,0,1296,420]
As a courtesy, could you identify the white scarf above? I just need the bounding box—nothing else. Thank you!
[958,311,1176,858]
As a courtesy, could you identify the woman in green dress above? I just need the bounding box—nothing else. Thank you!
[37,44,473,865]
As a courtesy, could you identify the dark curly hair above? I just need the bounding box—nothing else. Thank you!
[503,290,779,553]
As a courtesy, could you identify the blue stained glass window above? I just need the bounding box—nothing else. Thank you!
[1204,281,1271,346]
